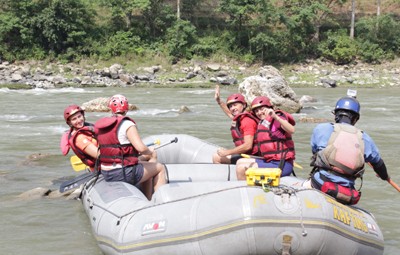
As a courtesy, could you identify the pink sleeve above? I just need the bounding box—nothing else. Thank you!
[60,132,70,155]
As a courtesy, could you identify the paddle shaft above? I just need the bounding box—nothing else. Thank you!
[388,178,400,192]
[155,137,178,150]
[367,162,400,192]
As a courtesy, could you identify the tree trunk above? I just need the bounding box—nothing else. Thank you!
[377,0,381,16]
[350,0,356,39]
[177,0,180,19]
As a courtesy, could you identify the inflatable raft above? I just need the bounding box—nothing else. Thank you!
[80,134,384,255]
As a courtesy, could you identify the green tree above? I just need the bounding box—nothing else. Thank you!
[356,14,400,54]
[97,0,149,31]
[165,19,197,59]
[30,0,96,56]
[0,0,96,60]
[0,0,39,59]
[282,0,347,43]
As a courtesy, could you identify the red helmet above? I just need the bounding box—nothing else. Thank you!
[251,96,272,110]
[226,93,246,107]
[64,105,84,123]
[109,94,129,114]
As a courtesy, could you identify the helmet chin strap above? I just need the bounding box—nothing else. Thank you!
[335,110,358,125]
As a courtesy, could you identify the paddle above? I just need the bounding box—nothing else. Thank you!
[367,163,400,193]
[59,171,96,193]
[154,137,178,150]
[69,139,162,172]
[70,155,87,172]
[240,154,303,170]
[60,138,176,193]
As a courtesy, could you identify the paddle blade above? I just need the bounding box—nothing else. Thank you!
[70,156,88,172]
[59,171,96,193]
[294,162,303,170]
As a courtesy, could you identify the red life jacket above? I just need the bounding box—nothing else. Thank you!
[65,123,97,168]
[230,112,258,155]
[314,123,365,177]
[95,116,139,167]
[254,110,295,162]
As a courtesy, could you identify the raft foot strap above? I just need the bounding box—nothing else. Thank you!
[281,234,292,255]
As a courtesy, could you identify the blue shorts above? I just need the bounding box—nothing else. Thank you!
[255,159,293,177]
[101,164,144,185]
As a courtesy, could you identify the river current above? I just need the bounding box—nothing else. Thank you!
[0,86,399,255]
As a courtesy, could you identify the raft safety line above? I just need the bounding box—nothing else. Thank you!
[95,217,384,253]
[88,183,253,223]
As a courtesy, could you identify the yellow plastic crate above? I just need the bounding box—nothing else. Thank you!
[245,168,282,187]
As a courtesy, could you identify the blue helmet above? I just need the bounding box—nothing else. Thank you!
[334,96,360,115]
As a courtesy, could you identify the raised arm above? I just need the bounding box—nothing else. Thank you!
[215,85,233,119]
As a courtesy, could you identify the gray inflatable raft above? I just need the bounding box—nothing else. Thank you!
[81,134,384,255]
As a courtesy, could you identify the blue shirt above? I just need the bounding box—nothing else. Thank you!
[310,122,382,187]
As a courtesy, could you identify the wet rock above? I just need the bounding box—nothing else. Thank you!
[82,97,138,112]
[28,153,51,160]
[298,117,330,123]
[299,95,318,105]
[17,187,51,200]
[178,106,191,113]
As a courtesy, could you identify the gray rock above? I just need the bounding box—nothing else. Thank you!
[119,73,134,84]
[81,76,93,85]
[186,72,196,79]
[136,75,150,81]
[82,97,138,112]
[239,66,301,113]
[207,63,221,72]
[11,73,23,82]
[209,77,218,83]
[17,187,51,200]
[320,78,337,88]
[299,95,318,105]
[178,105,191,113]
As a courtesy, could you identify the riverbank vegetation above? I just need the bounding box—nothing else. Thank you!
[0,0,399,67]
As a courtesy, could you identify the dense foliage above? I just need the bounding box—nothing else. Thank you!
[0,0,399,64]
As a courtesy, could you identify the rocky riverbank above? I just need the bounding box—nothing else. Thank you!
[0,58,399,89]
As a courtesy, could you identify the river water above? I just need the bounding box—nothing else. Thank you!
[0,86,399,255]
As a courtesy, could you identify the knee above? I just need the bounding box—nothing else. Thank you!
[212,153,220,164]
[158,163,166,173]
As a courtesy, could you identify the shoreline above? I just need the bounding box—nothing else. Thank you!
[1,58,399,90]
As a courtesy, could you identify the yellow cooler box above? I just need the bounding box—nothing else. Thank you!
[245,168,282,187]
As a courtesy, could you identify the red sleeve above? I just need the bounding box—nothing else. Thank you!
[240,116,257,136]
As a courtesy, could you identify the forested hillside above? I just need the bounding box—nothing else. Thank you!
[0,0,399,65]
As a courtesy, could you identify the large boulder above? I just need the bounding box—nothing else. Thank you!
[82,97,138,112]
[239,66,301,113]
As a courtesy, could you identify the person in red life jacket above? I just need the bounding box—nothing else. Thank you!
[60,105,98,171]
[302,96,390,205]
[235,96,296,180]
[94,94,166,200]
[213,85,258,164]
